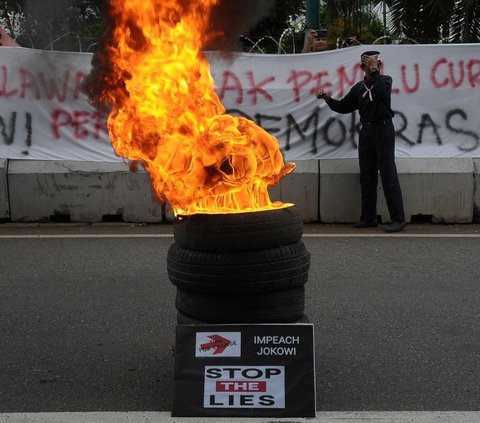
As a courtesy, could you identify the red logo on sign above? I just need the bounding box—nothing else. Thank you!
[200,335,232,355]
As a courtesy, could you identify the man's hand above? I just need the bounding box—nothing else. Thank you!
[362,55,380,71]
[306,29,317,44]
[316,89,330,101]
[302,29,327,53]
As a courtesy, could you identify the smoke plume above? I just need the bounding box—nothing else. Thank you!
[84,0,276,110]
[207,0,276,50]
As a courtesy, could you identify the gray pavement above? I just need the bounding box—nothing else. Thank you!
[0,223,479,420]
[1,411,480,422]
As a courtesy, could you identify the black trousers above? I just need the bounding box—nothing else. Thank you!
[358,119,405,223]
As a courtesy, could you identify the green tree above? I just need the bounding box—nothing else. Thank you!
[0,0,24,38]
[321,0,384,45]
[389,0,480,43]
[0,0,103,50]
[449,0,480,42]
[246,0,384,52]
[245,0,305,53]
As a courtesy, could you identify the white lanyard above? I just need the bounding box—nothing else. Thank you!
[363,83,373,101]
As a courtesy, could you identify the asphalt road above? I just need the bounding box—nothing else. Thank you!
[1,223,479,413]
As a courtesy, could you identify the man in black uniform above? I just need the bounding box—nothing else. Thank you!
[316,50,406,233]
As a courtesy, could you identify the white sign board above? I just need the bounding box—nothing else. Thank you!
[204,366,285,408]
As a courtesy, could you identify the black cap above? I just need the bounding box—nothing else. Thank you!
[361,50,380,57]
[316,28,327,38]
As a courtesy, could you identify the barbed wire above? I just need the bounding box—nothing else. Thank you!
[10,30,449,54]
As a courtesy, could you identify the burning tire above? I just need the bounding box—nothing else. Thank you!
[167,241,310,294]
[168,206,310,324]
[175,286,305,324]
[173,206,302,253]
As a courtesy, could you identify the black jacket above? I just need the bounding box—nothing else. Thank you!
[326,70,394,124]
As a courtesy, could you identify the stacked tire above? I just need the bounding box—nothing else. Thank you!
[167,206,310,324]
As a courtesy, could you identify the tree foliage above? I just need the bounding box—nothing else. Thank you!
[321,0,384,45]
[388,0,480,43]
[0,0,103,50]
[244,0,305,53]
[0,0,24,37]
[246,0,383,52]
[449,0,480,43]
[1,0,478,51]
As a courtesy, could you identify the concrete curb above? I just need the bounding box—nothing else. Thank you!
[7,160,166,223]
[319,158,360,223]
[270,160,319,223]
[3,158,480,224]
[473,158,480,222]
[390,158,474,223]
[0,159,8,219]
[319,158,475,224]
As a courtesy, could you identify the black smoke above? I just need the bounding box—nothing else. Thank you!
[84,0,276,110]
[18,0,102,50]
[206,0,276,51]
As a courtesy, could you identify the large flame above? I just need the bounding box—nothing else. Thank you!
[95,0,294,215]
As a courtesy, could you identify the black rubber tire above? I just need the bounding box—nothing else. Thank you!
[176,311,311,325]
[173,206,303,253]
[167,241,310,294]
[175,286,305,323]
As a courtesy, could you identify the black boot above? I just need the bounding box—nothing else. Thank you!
[385,221,406,233]
[353,220,378,228]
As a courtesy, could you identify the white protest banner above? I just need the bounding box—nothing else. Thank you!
[207,44,480,159]
[0,45,479,161]
[0,48,115,161]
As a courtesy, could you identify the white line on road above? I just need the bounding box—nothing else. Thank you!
[303,233,480,238]
[0,234,174,238]
[1,411,479,423]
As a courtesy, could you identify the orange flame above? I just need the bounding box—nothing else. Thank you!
[100,0,294,215]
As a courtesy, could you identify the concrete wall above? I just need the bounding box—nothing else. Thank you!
[319,158,475,224]
[382,158,474,224]
[319,159,360,223]
[474,159,480,223]
[270,160,319,223]
[0,159,9,220]
[8,160,165,223]
[3,158,480,224]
